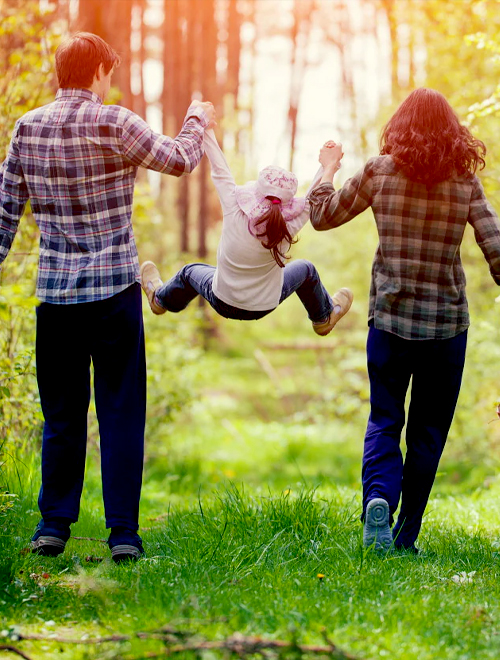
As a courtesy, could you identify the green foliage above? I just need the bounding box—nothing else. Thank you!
[0,2,64,455]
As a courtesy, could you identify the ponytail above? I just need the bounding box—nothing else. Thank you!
[254,197,297,267]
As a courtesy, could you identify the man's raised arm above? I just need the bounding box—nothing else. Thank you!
[121,100,216,176]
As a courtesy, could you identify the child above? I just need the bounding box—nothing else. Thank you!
[140,129,352,335]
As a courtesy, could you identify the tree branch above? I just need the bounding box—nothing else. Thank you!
[14,630,364,660]
[0,645,35,660]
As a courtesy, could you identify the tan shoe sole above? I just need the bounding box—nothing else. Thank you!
[140,261,166,315]
[313,287,353,336]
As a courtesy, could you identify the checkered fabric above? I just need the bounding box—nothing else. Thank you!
[0,88,208,304]
[309,155,500,340]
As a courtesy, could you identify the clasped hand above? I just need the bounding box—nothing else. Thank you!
[319,140,343,171]
[189,99,217,129]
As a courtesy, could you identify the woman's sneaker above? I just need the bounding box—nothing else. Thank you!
[140,261,166,315]
[363,498,393,551]
[108,527,144,563]
[31,520,71,557]
[312,288,353,336]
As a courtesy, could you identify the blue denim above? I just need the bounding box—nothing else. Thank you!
[36,283,146,531]
[362,324,467,548]
[155,259,333,322]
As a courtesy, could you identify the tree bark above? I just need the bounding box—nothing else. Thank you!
[288,0,313,172]
[76,0,133,108]
[226,0,242,106]
[197,0,218,259]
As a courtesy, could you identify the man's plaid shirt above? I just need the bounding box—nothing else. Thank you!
[309,155,500,340]
[0,88,208,304]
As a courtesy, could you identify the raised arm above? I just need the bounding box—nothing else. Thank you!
[308,159,374,231]
[468,176,500,285]
[0,123,29,267]
[121,104,210,176]
[203,128,238,214]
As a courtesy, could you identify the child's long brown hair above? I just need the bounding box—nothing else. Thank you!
[254,196,297,267]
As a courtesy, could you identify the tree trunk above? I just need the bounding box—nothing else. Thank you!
[226,0,242,106]
[380,0,398,98]
[197,0,218,259]
[133,0,147,120]
[288,0,313,172]
[177,0,196,254]
[76,0,133,108]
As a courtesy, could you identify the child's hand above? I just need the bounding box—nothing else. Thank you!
[319,141,343,171]
[189,100,217,128]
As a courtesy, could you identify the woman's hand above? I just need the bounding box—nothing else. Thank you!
[319,141,343,171]
[317,141,343,185]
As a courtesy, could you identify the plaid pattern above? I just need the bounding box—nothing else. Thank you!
[0,88,208,303]
[309,156,500,340]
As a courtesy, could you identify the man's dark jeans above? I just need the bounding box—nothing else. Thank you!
[36,283,146,531]
[362,324,467,548]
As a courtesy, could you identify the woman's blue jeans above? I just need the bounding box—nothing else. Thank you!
[155,259,334,322]
[362,324,467,548]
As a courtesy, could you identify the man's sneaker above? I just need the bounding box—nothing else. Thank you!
[312,288,353,336]
[140,261,166,315]
[31,520,71,557]
[363,498,393,551]
[108,528,144,563]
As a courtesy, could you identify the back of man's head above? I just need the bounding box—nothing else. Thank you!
[55,32,121,89]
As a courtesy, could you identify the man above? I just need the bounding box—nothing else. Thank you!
[0,32,215,562]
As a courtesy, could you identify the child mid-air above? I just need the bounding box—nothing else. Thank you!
[140,129,352,335]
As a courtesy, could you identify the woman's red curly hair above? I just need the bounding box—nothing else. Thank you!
[380,88,486,185]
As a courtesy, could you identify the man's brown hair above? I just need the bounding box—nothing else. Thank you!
[55,32,121,89]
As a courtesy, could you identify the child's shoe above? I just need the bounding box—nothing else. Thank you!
[140,261,166,315]
[312,287,353,336]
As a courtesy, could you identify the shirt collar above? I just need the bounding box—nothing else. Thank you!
[56,88,103,105]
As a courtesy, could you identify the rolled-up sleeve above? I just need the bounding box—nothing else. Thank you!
[0,124,29,266]
[309,159,374,230]
[468,176,500,285]
[121,106,209,176]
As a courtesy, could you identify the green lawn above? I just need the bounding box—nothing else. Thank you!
[2,469,500,660]
[2,221,500,659]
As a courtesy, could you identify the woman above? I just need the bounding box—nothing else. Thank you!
[309,88,500,551]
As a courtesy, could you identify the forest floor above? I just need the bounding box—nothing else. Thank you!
[1,470,500,660]
[2,224,500,660]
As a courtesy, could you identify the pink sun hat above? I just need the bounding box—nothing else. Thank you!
[235,165,307,227]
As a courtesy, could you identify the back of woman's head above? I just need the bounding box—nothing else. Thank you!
[380,88,485,185]
[255,197,296,268]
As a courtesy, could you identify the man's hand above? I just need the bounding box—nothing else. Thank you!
[319,140,343,171]
[189,100,217,129]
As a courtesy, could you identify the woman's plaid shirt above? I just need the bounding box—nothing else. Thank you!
[0,88,208,304]
[309,156,500,340]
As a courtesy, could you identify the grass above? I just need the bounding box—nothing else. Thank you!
[2,455,500,660]
[2,222,500,659]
